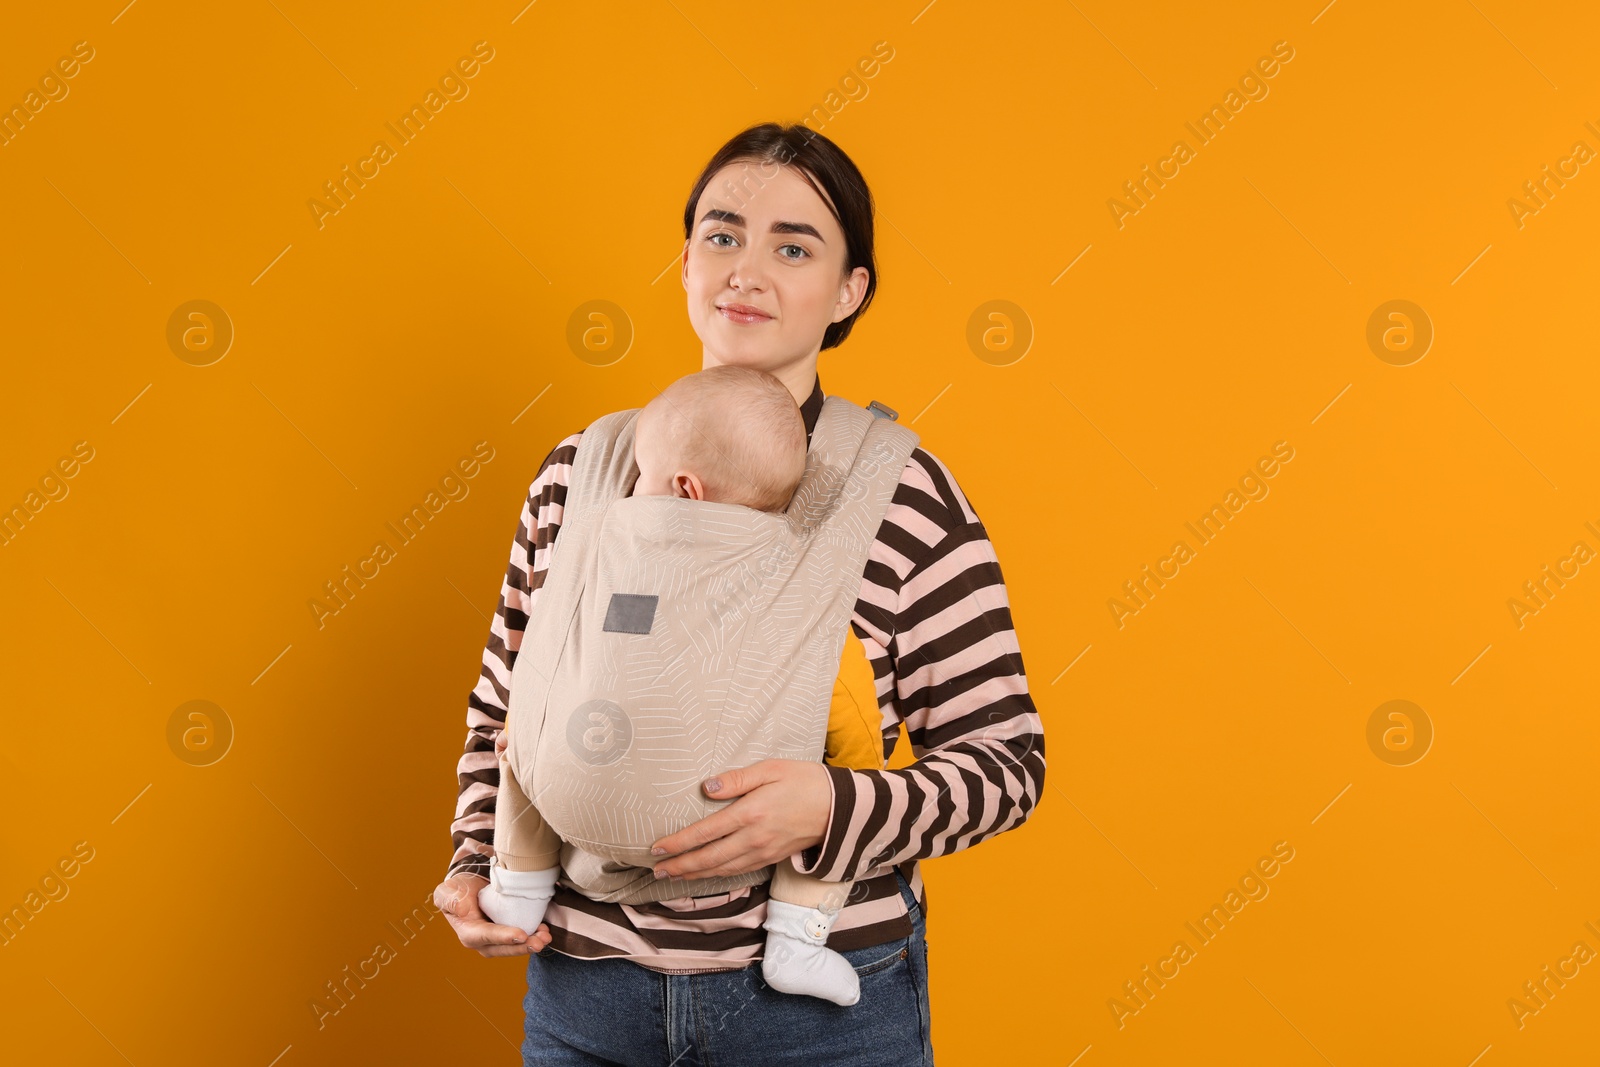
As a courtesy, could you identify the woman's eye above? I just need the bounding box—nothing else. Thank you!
[706,233,735,248]
[779,244,808,260]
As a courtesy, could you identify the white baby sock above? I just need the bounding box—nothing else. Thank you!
[761,899,861,1006]
[476,857,560,936]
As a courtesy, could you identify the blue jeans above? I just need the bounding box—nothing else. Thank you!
[520,870,934,1065]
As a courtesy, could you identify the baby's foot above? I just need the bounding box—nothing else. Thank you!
[476,858,559,935]
[761,899,861,1006]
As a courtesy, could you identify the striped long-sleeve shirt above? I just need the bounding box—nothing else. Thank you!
[447,374,1046,973]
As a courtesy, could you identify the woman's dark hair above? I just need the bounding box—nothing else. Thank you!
[681,123,877,352]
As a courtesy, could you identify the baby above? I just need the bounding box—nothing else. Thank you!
[479,364,869,1006]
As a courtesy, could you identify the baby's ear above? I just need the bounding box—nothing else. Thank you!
[675,473,706,501]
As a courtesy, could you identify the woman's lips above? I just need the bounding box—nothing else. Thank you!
[718,305,772,325]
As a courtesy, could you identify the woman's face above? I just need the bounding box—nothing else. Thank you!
[682,161,869,391]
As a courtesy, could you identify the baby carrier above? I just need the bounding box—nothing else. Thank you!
[502,393,919,905]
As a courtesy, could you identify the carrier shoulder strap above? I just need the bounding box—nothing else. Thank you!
[547,407,643,571]
[782,394,918,540]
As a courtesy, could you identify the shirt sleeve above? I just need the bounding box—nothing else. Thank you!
[445,433,581,881]
[791,447,1046,884]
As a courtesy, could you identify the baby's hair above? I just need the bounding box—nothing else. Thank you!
[639,366,807,513]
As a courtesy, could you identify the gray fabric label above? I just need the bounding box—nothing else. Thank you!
[602,593,658,634]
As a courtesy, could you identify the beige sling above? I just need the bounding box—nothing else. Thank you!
[501,394,918,905]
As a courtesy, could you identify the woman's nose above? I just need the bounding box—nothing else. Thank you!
[728,245,769,292]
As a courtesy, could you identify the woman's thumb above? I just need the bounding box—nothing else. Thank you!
[443,877,488,920]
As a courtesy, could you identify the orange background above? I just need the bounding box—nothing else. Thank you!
[3,1,1598,1064]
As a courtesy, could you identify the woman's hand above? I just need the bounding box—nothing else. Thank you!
[434,872,553,957]
[648,759,832,880]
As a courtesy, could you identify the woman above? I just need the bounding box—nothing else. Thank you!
[434,123,1046,1065]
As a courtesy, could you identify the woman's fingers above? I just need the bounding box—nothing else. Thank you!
[436,873,552,956]
[657,826,763,880]
[436,873,489,922]
[650,763,821,878]
[472,920,549,957]
[650,805,744,870]
[457,913,550,956]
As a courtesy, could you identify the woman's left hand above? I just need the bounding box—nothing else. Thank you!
[649,759,832,880]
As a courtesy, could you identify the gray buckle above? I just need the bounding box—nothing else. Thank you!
[867,400,898,421]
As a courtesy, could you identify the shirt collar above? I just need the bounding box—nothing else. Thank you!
[801,373,824,446]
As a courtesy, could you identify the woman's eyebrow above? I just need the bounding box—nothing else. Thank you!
[699,208,825,242]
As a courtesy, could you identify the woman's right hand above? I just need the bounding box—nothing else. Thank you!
[434,872,553,957]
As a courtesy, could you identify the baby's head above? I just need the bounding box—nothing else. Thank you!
[632,366,807,513]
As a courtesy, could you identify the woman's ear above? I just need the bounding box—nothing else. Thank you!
[833,265,870,322]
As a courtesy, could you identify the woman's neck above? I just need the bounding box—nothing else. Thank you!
[773,361,820,408]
